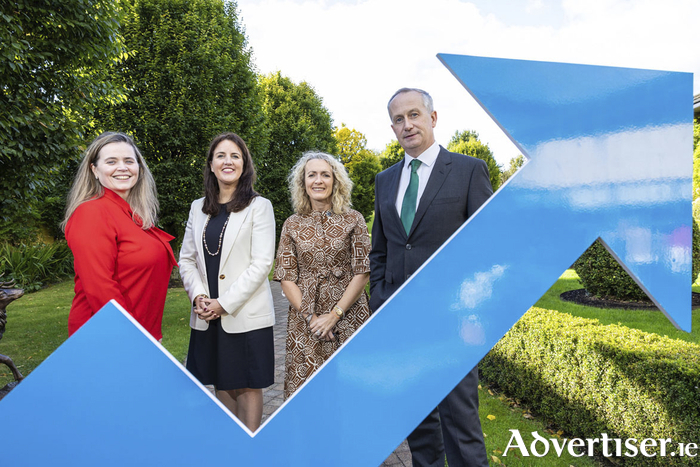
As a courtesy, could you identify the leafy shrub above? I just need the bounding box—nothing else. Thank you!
[574,218,700,301]
[480,308,700,465]
[573,239,649,301]
[0,242,74,292]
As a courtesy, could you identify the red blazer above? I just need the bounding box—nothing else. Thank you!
[65,188,177,339]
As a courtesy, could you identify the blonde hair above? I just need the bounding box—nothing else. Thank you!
[288,151,353,215]
[61,132,159,231]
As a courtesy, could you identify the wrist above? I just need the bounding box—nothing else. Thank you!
[303,312,314,326]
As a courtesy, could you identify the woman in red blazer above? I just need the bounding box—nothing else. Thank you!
[62,132,177,340]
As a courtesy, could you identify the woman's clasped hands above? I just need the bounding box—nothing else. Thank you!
[194,295,226,321]
[307,311,338,342]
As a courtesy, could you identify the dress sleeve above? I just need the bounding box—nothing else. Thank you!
[65,200,131,312]
[273,217,298,283]
[350,211,371,275]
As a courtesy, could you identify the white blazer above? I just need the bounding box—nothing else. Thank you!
[179,196,276,333]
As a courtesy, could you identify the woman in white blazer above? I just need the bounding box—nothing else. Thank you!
[179,132,275,432]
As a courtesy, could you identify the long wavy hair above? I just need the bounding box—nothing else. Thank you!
[288,151,353,215]
[61,132,159,231]
[202,132,258,215]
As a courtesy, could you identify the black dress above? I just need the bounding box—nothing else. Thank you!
[185,203,274,390]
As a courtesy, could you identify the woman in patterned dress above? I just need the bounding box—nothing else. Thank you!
[274,151,371,399]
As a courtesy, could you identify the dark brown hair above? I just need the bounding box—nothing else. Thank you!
[202,132,258,215]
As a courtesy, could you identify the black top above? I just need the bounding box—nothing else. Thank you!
[203,203,229,299]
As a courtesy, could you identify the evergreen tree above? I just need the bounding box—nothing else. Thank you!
[97,0,266,240]
[0,0,124,242]
[257,72,336,237]
[447,130,502,192]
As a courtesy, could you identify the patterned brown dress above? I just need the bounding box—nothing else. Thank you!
[273,209,371,399]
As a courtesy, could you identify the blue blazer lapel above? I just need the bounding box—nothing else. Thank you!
[409,149,452,236]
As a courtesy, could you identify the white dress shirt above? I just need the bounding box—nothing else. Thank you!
[395,141,440,215]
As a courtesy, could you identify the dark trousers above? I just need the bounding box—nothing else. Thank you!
[407,366,488,467]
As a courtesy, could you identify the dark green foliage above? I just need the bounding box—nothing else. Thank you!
[346,151,382,221]
[36,156,82,240]
[257,72,336,237]
[447,130,502,191]
[379,140,405,170]
[573,239,649,301]
[0,242,74,292]
[480,308,700,465]
[97,0,266,241]
[0,0,124,243]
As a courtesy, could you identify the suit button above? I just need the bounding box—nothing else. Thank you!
[219,274,225,280]
[406,244,412,250]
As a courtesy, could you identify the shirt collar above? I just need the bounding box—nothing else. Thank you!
[403,141,440,170]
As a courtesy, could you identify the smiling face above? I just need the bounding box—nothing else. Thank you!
[304,158,334,210]
[210,138,244,190]
[91,142,140,200]
[389,90,437,158]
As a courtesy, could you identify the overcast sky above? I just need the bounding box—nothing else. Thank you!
[237,0,699,165]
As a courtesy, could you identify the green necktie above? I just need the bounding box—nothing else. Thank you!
[400,158,421,235]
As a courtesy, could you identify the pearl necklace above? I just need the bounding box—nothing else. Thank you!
[203,212,231,256]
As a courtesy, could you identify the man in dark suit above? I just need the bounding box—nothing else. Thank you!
[369,88,492,467]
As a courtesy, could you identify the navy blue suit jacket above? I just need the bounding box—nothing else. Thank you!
[369,146,493,312]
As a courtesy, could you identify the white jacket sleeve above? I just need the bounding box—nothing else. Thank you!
[178,199,209,304]
[217,197,276,314]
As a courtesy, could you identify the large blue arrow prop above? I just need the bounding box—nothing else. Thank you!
[0,56,692,466]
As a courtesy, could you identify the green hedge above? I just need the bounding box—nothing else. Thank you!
[480,308,700,465]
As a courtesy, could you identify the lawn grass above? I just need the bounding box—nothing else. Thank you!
[0,281,192,388]
[478,384,598,466]
[534,269,700,344]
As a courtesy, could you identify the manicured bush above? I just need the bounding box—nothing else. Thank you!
[573,239,648,301]
[0,242,74,291]
[575,220,700,301]
[480,308,700,465]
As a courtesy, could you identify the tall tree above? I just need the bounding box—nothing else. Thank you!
[447,130,502,191]
[333,124,381,220]
[334,124,367,165]
[500,154,525,185]
[97,0,266,241]
[0,0,124,243]
[379,140,405,170]
[257,72,336,236]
